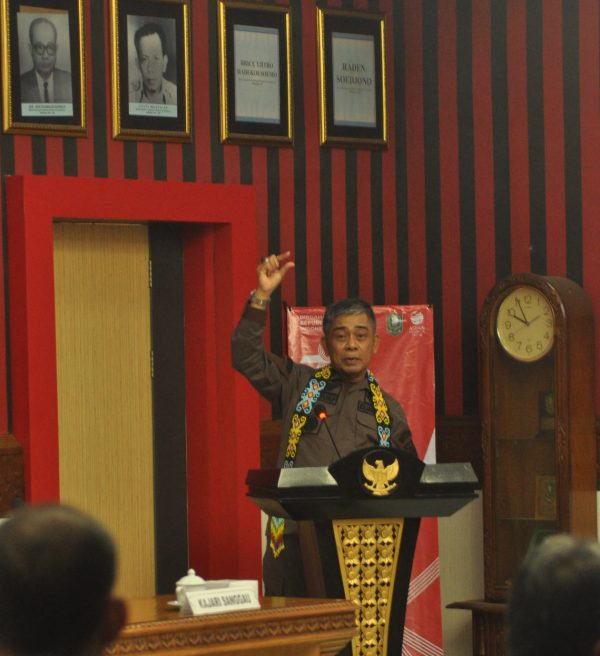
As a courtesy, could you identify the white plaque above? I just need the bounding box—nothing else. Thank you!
[22,103,74,117]
[331,31,376,128]
[183,580,260,616]
[233,24,280,124]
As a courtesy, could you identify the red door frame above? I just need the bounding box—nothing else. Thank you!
[6,174,260,580]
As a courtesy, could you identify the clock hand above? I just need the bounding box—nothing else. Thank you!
[510,314,528,325]
[515,298,529,325]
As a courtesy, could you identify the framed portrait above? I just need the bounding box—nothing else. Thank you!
[1,0,86,136]
[316,7,387,148]
[110,0,191,142]
[218,0,292,145]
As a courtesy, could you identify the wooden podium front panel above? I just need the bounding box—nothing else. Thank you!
[333,519,404,656]
[107,596,357,656]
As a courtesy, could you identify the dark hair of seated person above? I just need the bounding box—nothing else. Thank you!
[0,503,125,656]
[506,534,600,656]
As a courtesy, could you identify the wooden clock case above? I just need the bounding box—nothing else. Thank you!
[480,272,597,601]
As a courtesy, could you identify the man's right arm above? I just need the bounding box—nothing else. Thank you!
[231,251,295,402]
[231,303,290,402]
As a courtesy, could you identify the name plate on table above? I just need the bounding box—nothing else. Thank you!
[184,580,260,616]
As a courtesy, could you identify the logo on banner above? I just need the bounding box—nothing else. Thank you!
[409,310,427,337]
[410,311,424,326]
[386,311,404,336]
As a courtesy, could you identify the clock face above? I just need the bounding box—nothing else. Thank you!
[496,286,555,362]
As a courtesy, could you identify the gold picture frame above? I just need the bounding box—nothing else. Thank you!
[317,7,387,148]
[110,0,191,142]
[1,0,86,136]
[218,0,293,145]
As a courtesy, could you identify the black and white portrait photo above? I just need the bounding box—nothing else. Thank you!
[127,14,177,118]
[16,11,73,117]
[110,0,190,141]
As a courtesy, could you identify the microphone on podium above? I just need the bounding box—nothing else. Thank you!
[314,404,341,459]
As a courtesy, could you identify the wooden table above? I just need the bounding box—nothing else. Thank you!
[106,595,358,656]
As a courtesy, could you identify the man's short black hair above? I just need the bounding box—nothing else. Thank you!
[322,297,376,335]
[134,21,167,58]
[507,534,600,656]
[0,503,117,656]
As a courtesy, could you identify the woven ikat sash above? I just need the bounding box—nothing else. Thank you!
[269,365,392,558]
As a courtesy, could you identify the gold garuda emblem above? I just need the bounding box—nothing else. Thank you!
[361,456,400,496]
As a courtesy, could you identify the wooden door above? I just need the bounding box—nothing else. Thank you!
[53,222,155,597]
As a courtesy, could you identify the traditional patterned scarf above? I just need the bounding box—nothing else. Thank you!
[269,365,392,558]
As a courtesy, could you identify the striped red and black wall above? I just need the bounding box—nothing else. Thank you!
[0,0,597,430]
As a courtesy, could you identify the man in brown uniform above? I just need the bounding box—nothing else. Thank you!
[232,251,417,596]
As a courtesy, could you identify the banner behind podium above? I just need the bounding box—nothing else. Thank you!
[287,304,441,655]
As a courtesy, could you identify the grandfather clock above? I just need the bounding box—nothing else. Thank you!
[450,273,597,655]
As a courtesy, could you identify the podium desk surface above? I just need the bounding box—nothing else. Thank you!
[106,595,358,656]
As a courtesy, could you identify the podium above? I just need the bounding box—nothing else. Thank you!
[246,447,477,656]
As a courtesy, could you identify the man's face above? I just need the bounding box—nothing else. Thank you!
[321,312,379,382]
[137,33,167,93]
[29,21,57,77]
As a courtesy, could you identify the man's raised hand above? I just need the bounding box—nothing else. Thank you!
[254,251,295,300]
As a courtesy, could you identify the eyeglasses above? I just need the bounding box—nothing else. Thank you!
[32,43,57,55]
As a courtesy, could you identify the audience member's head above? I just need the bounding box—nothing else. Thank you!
[0,503,125,656]
[507,534,600,656]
